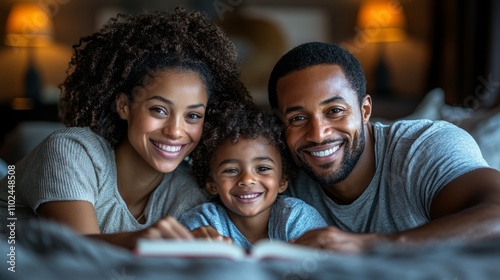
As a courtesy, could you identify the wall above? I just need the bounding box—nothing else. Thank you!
[0,0,433,107]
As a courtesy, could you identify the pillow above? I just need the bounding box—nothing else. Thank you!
[453,107,500,171]
[399,88,500,170]
[0,121,65,164]
[399,87,445,121]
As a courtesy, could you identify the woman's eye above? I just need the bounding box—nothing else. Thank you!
[187,113,203,120]
[150,107,167,116]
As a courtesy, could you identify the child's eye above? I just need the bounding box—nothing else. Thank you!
[257,166,272,172]
[222,168,238,174]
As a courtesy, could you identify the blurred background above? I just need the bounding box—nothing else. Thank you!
[0,0,499,162]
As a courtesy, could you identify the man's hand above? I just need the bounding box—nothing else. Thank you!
[291,227,382,253]
[191,226,233,243]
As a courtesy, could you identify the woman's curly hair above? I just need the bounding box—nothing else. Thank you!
[191,102,298,188]
[59,7,251,146]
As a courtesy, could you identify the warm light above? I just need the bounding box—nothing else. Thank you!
[357,0,407,42]
[11,98,34,110]
[4,2,54,47]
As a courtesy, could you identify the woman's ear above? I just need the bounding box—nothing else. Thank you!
[278,176,289,194]
[116,93,130,120]
[205,177,218,195]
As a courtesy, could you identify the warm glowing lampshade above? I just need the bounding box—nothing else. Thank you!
[357,0,407,42]
[4,2,54,47]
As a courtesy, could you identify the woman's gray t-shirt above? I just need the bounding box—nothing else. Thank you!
[0,127,208,233]
[285,120,490,233]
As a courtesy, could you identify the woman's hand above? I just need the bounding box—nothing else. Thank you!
[191,226,233,243]
[139,216,194,240]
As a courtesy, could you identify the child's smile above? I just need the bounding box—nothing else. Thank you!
[206,136,288,221]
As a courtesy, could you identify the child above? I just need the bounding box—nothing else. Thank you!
[179,105,327,249]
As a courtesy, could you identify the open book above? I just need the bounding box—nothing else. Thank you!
[136,239,332,261]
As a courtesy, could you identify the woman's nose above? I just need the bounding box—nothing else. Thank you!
[162,116,183,139]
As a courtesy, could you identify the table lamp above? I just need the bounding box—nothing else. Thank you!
[4,2,54,109]
[357,0,407,97]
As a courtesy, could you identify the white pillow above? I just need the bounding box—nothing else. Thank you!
[399,87,445,121]
[399,88,500,170]
[451,107,500,171]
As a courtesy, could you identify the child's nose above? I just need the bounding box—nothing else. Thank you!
[237,171,256,187]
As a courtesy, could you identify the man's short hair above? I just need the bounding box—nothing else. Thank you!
[268,42,367,110]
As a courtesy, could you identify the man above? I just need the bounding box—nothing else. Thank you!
[267,42,500,253]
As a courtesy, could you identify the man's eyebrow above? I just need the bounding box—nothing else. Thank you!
[320,96,346,105]
[283,96,346,115]
[284,105,303,116]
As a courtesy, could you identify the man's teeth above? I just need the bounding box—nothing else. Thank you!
[238,193,260,199]
[154,142,181,152]
[311,146,339,157]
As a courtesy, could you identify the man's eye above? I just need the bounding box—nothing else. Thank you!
[289,115,306,123]
[328,108,343,115]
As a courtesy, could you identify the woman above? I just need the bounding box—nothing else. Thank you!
[0,8,251,249]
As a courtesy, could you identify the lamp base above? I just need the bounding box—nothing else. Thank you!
[25,49,41,102]
[373,43,392,97]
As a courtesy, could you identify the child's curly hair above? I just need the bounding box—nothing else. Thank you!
[191,103,298,188]
[59,7,251,146]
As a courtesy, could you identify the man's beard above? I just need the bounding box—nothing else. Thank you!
[296,124,366,188]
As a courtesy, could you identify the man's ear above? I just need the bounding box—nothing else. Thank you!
[278,176,289,194]
[205,177,218,195]
[116,93,130,120]
[361,95,372,124]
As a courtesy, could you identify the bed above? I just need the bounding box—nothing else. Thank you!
[2,218,500,280]
[2,88,500,279]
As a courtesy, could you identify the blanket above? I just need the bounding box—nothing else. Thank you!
[2,219,500,280]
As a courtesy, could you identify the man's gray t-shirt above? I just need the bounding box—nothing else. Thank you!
[285,120,490,233]
[179,196,327,250]
[0,127,208,234]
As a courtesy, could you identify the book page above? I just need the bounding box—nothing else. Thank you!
[250,240,328,261]
[136,239,330,261]
[136,239,246,259]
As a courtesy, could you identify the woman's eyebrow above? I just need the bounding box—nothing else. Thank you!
[147,95,206,109]
[147,95,172,105]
